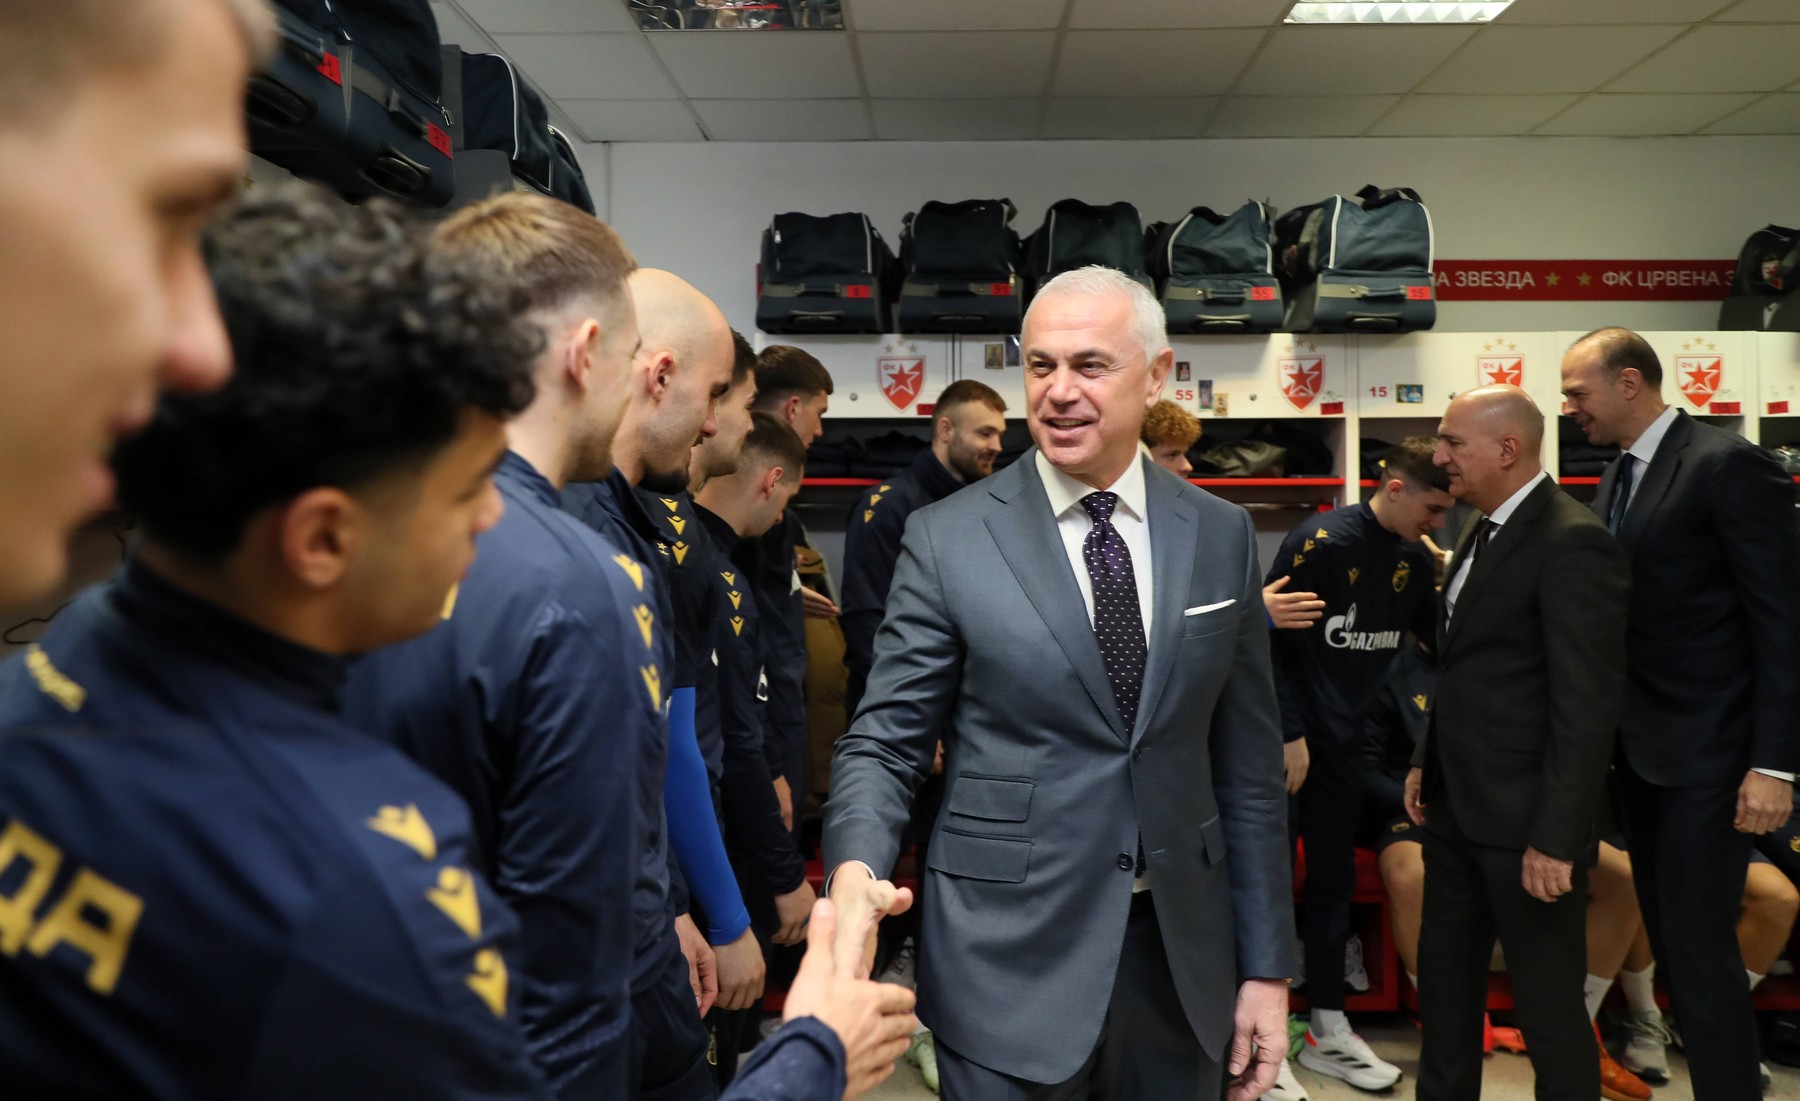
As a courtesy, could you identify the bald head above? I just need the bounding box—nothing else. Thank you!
[1435,385,1545,512]
[629,268,731,370]
[616,269,735,493]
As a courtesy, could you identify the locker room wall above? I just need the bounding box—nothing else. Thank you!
[592,133,1800,338]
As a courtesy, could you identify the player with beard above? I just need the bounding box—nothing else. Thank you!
[839,380,1008,720]
[562,270,763,1099]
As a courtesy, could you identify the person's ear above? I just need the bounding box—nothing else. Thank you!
[566,318,601,395]
[761,465,784,502]
[1618,367,1641,401]
[1386,477,1405,502]
[935,415,954,445]
[1147,348,1175,401]
[783,394,801,426]
[647,349,676,402]
[275,487,361,590]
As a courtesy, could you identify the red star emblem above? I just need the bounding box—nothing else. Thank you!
[1279,357,1323,411]
[1676,355,1721,409]
[878,357,924,410]
[1477,356,1523,387]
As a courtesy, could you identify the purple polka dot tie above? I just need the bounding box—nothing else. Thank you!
[1080,491,1147,735]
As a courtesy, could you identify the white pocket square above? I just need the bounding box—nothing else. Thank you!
[1183,599,1236,616]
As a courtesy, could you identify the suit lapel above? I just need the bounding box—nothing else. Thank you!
[1134,461,1197,746]
[1439,512,1482,653]
[1443,477,1557,650]
[984,454,1129,744]
[1592,455,1620,525]
[1615,411,1690,553]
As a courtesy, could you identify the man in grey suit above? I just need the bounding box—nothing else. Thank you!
[824,265,1296,1100]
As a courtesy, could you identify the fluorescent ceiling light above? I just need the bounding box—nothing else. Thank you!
[1285,2,1514,24]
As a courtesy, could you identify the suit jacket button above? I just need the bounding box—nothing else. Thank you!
[1132,748,1143,762]
[1117,853,1134,870]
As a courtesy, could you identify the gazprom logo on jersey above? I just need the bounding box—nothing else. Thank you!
[1324,603,1403,652]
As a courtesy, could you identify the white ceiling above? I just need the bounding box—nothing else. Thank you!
[428,0,1800,142]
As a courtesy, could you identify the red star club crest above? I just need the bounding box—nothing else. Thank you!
[1677,355,1721,409]
[1478,356,1523,387]
[1279,357,1323,411]
[879,357,924,410]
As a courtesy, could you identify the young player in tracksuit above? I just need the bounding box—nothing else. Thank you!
[1266,436,1451,1097]
[0,188,552,1097]
[691,413,817,1081]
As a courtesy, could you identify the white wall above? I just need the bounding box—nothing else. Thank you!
[592,134,1800,336]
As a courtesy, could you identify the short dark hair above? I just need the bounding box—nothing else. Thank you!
[731,329,756,388]
[752,345,833,409]
[741,411,807,481]
[0,0,274,124]
[1574,326,1663,388]
[1382,436,1450,493]
[935,379,1007,418]
[114,184,539,561]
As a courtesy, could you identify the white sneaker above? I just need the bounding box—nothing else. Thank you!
[1621,1011,1672,1083]
[877,938,917,991]
[1297,1026,1403,1091]
[1266,1056,1310,1101]
[1344,934,1370,994]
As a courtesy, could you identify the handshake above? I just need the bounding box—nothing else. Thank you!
[780,865,919,1099]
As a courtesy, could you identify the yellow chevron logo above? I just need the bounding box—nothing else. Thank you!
[1316,527,1329,539]
[613,554,645,591]
[633,605,655,650]
[722,572,735,586]
[869,494,883,506]
[427,866,482,939]
[467,947,508,1018]
[727,590,742,610]
[730,616,745,636]
[660,497,680,511]
[24,646,84,713]
[879,484,891,492]
[864,509,874,522]
[1413,693,1430,712]
[366,804,437,861]
[1303,538,1316,552]
[668,516,686,535]
[641,665,662,709]
[671,541,689,565]
[1349,567,1360,585]
[1293,553,1305,567]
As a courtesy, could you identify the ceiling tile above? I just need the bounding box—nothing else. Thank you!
[1606,25,1800,93]
[1236,26,1477,96]
[649,33,860,98]
[691,99,870,141]
[1041,98,1217,139]
[1499,0,1735,22]
[1717,0,1800,21]
[563,99,703,141]
[871,99,1041,140]
[456,0,638,34]
[1418,25,1684,94]
[493,34,676,99]
[860,32,1055,98]
[1366,94,1578,135]
[1701,92,1800,133]
[1068,0,1290,29]
[1054,30,1265,97]
[851,0,1064,31]
[430,4,487,47]
[1206,95,1399,137]
[1533,93,1760,135]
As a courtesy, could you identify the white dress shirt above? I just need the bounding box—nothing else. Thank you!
[1618,403,1680,514]
[1623,407,1793,783]
[1035,451,1155,640]
[1444,469,1548,622]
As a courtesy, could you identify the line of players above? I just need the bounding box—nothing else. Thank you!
[0,6,922,1088]
[1137,401,1800,1101]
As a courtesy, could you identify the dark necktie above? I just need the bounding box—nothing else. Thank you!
[1608,454,1637,534]
[1448,518,1498,617]
[1080,491,1147,734]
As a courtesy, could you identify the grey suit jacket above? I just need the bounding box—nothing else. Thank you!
[824,451,1294,1083]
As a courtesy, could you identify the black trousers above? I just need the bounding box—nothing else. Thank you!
[1298,734,1365,1014]
[935,892,1221,1101]
[1617,760,1758,1100]
[1417,801,1594,1101]
[631,950,720,1101]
